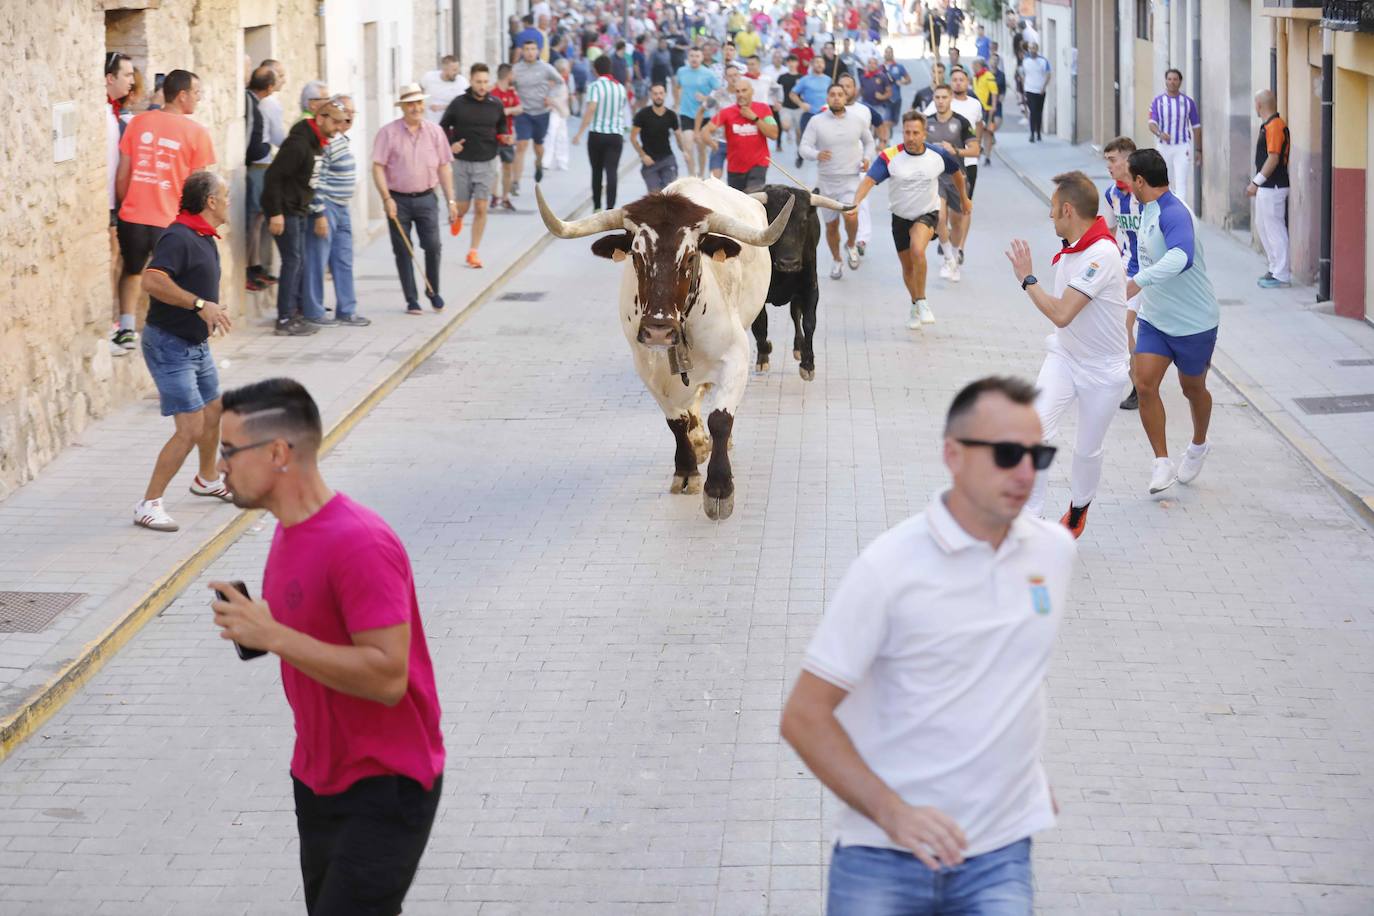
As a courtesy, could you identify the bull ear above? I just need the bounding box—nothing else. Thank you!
[699,234,742,262]
[590,232,632,261]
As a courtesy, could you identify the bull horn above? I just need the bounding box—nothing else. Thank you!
[810,193,853,212]
[534,184,625,238]
[747,191,769,202]
[705,195,795,247]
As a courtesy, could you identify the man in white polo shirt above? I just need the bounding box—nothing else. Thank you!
[782,376,1076,915]
[1005,170,1130,539]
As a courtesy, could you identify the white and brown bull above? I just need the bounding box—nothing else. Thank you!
[535,177,794,520]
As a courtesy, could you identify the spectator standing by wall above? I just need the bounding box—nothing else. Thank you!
[209,378,444,914]
[372,83,459,315]
[244,65,277,293]
[249,60,290,290]
[262,99,345,335]
[133,171,234,532]
[1248,89,1291,290]
[114,69,216,352]
[1020,42,1050,142]
[1147,69,1202,206]
[106,52,134,327]
[441,64,507,269]
[305,94,369,328]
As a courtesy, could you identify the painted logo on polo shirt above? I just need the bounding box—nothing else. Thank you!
[1028,575,1051,615]
[1083,262,1099,281]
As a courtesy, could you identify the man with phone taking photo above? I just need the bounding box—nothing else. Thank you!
[209,377,444,915]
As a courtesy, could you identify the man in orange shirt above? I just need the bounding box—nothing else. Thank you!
[1246,89,1291,289]
[114,69,217,351]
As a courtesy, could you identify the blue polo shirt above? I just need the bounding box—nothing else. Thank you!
[1134,191,1219,336]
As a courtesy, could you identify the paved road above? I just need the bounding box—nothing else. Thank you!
[2,103,1373,915]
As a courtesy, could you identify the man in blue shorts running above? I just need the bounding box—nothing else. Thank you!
[1125,148,1219,496]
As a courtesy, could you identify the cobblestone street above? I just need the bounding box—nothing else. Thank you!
[2,152,1373,915]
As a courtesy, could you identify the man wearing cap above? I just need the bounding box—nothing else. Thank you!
[371,82,459,315]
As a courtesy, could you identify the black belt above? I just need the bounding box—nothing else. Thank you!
[391,189,436,198]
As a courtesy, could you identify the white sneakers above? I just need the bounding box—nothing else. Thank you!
[134,498,178,532]
[947,259,961,283]
[190,475,234,502]
[846,245,860,270]
[907,303,923,330]
[829,261,843,280]
[939,258,953,280]
[1177,442,1211,484]
[917,300,935,324]
[1148,457,1176,494]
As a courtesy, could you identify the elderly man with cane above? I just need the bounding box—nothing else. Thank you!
[372,82,459,315]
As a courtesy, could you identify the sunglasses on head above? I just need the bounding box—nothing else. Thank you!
[957,439,1058,471]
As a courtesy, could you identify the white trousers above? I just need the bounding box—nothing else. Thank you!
[1160,143,1192,207]
[1254,186,1291,283]
[543,111,571,170]
[857,196,871,245]
[1027,350,1129,517]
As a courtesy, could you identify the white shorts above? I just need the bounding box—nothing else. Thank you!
[817,177,861,222]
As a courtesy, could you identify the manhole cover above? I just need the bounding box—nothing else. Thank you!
[1336,358,1374,367]
[0,592,86,633]
[1294,393,1374,415]
[498,291,547,302]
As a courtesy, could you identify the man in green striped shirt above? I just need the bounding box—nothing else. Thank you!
[573,56,629,210]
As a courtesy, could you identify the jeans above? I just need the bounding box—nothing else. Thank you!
[641,156,679,193]
[306,199,357,319]
[272,212,309,322]
[587,132,624,209]
[827,839,1033,916]
[387,192,443,309]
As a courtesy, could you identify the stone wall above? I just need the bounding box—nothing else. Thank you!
[0,0,320,500]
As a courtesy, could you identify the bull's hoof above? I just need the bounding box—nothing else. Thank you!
[703,491,735,520]
[755,358,770,374]
[671,473,702,494]
[799,366,815,381]
[792,348,802,361]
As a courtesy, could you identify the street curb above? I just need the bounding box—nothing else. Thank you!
[995,145,1374,529]
[0,163,636,764]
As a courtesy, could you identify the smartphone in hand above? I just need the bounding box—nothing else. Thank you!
[214,580,268,660]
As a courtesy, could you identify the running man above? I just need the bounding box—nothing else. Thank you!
[1005,170,1131,538]
[631,83,688,193]
[1103,136,1144,410]
[851,110,966,330]
[701,77,778,192]
[1125,148,1220,495]
[789,55,834,167]
[972,57,999,165]
[922,84,978,283]
[439,63,506,269]
[674,47,720,177]
[800,82,876,280]
[926,67,985,269]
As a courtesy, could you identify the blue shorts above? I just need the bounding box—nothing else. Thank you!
[1135,318,1218,377]
[141,323,220,417]
[514,111,551,143]
[709,144,727,171]
[246,164,268,219]
[828,839,1032,915]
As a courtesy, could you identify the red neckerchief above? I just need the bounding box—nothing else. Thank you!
[1052,216,1114,264]
[306,116,330,147]
[174,210,221,239]
[1114,179,1131,193]
[108,96,123,118]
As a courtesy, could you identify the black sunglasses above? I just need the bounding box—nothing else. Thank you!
[957,439,1057,471]
[219,438,293,461]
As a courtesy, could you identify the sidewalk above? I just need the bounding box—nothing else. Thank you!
[992,123,1374,524]
[0,146,634,759]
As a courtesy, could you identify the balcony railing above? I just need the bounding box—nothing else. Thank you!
[1324,0,1374,31]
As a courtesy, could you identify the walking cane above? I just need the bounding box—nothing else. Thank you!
[388,212,436,299]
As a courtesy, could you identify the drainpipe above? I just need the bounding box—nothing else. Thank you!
[1191,0,1201,216]
[316,3,327,84]
[1319,24,1333,302]
[1269,16,1277,95]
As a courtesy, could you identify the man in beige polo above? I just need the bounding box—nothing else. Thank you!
[371,82,459,314]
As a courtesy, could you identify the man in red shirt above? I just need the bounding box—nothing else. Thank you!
[702,79,779,191]
[211,377,444,914]
[489,63,524,211]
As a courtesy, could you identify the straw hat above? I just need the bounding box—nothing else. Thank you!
[395,82,428,105]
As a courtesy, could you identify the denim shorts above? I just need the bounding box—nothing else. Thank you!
[1135,318,1218,377]
[515,111,551,143]
[827,839,1032,916]
[141,322,220,417]
[710,143,727,171]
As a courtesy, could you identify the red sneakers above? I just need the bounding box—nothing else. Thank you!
[1059,503,1089,539]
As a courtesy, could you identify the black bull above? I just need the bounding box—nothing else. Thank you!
[750,186,824,381]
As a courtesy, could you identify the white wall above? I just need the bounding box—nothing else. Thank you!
[1039,3,1073,140]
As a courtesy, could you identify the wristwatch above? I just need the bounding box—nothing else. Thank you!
[1020,275,1038,291]
[192,298,205,312]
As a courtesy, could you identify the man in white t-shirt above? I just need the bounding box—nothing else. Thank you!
[1020,42,1051,142]
[421,56,470,124]
[783,375,1074,913]
[1005,170,1130,538]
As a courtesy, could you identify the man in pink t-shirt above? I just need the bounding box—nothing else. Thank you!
[210,377,444,913]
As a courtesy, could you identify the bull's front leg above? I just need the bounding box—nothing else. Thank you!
[698,338,750,521]
[751,308,772,373]
[666,415,702,494]
[796,285,818,381]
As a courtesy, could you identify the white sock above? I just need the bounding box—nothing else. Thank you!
[1186,441,1208,456]
[118,314,136,331]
